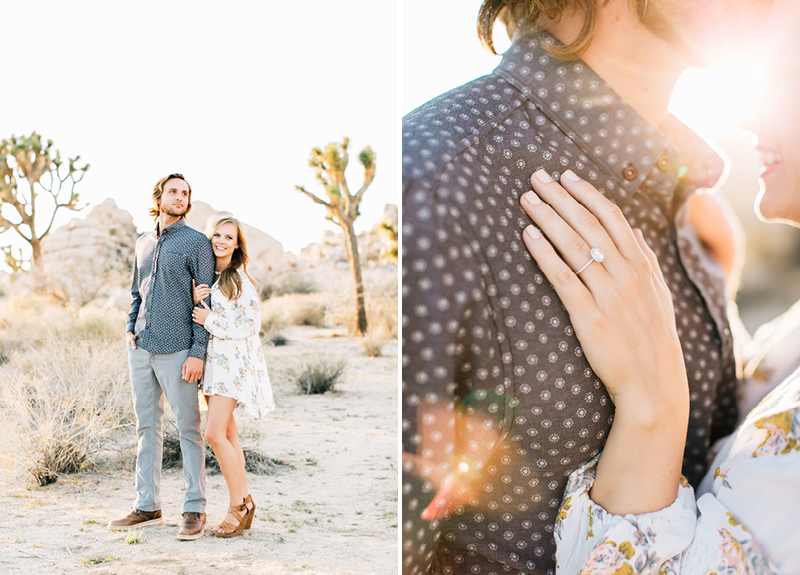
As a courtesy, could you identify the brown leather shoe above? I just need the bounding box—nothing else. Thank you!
[176,511,206,540]
[107,508,163,531]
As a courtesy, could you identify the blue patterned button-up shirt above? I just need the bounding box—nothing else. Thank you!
[127,218,215,359]
[402,29,736,575]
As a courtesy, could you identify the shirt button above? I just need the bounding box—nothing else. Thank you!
[657,156,671,171]
[622,165,637,181]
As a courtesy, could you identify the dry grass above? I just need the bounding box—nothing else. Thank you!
[0,334,132,485]
[290,358,347,395]
[257,271,317,300]
[258,269,396,335]
[322,270,397,336]
[260,303,289,342]
[160,420,290,475]
[0,296,126,361]
[361,328,391,357]
[262,294,327,328]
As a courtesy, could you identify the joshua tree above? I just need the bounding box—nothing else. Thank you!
[296,138,375,335]
[0,132,88,270]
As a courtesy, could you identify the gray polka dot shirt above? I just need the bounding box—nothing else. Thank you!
[127,218,216,360]
[402,30,736,575]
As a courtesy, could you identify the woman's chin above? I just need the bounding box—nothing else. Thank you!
[755,184,800,227]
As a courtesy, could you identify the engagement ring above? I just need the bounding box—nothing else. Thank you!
[575,247,604,275]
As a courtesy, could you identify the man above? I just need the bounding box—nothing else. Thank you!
[402,1,773,573]
[109,174,215,540]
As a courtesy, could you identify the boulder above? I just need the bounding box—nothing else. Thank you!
[36,199,139,304]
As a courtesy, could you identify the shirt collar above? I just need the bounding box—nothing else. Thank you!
[493,30,725,208]
[155,217,187,238]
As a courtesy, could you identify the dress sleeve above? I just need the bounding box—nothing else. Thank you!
[204,273,261,340]
[554,456,697,575]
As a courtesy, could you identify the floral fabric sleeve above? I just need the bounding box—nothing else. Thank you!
[204,275,260,341]
[554,456,697,575]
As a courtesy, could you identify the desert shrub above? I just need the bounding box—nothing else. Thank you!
[361,328,390,357]
[161,423,289,475]
[267,334,288,347]
[0,296,126,358]
[261,293,327,328]
[0,335,133,485]
[283,295,327,327]
[260,303,288,341]
[291,358,346,394]
[259,272,317,300]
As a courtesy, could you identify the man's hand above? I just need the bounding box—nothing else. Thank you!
[125,331,137,350]
[182,356,204,383]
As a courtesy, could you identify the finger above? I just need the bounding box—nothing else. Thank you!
[521,189,609,284]
[201,301,210,310]
[556,170,644,263]
[528,171,621,272]
[192,279,196,288]
[522,225,595,311]
[181,364,188,381]
[634,228,666,285]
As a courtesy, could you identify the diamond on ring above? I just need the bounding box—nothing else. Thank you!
[575,247,605,275]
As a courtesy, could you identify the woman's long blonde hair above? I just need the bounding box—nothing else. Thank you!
[208,216,255,301]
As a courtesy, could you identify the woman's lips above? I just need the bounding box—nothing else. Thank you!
[757,149,783,176]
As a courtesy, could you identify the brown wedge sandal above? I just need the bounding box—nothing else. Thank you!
[244,494,256,529]
[213,498,253,538]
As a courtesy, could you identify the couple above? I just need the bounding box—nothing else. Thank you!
[108,173,274,540]
[402,0,799,573]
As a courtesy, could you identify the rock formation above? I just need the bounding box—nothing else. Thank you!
[3,198,397,307]
[35,199,139,305]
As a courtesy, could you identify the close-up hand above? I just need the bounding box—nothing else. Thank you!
[519,169,687,413]
[182,356,204,383]
[125,331,137,350]
[192,279,211,305]
[520,168,691,514]
[192,300,211,325]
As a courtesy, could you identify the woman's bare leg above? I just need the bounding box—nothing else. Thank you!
[204,395,245,531]
[225,414,249,497]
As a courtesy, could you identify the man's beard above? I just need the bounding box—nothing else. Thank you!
[161,204,187,217]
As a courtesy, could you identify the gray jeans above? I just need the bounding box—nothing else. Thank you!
[128,347,206,513]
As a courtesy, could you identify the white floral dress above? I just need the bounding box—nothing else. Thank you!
[555,369,800,575]
[201,269,274,420]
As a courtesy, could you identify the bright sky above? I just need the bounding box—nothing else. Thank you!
[2,0,399,268]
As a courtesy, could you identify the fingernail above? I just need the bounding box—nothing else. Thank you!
[524,225,541,240]
[562,169,580,182]
[522,191,542,205]
[533,169,552,184]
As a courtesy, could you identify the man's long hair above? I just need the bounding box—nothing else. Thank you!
[208,216,255,302]
[150,173,192,221]
[478,0,651,59]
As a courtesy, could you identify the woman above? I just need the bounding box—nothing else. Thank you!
[191,215,275,538]
[516,26,800,572]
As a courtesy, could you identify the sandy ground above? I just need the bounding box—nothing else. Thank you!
[0,326,398,574]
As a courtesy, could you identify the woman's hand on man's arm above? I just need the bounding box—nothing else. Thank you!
[520,169,689,516]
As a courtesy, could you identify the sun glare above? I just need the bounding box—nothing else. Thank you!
[669,59,767,138]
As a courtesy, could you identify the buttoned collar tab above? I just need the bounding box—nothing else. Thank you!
[155,218,187,238]
[494,30,723,209]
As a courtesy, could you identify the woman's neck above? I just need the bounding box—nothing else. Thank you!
[215,256,233,273]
